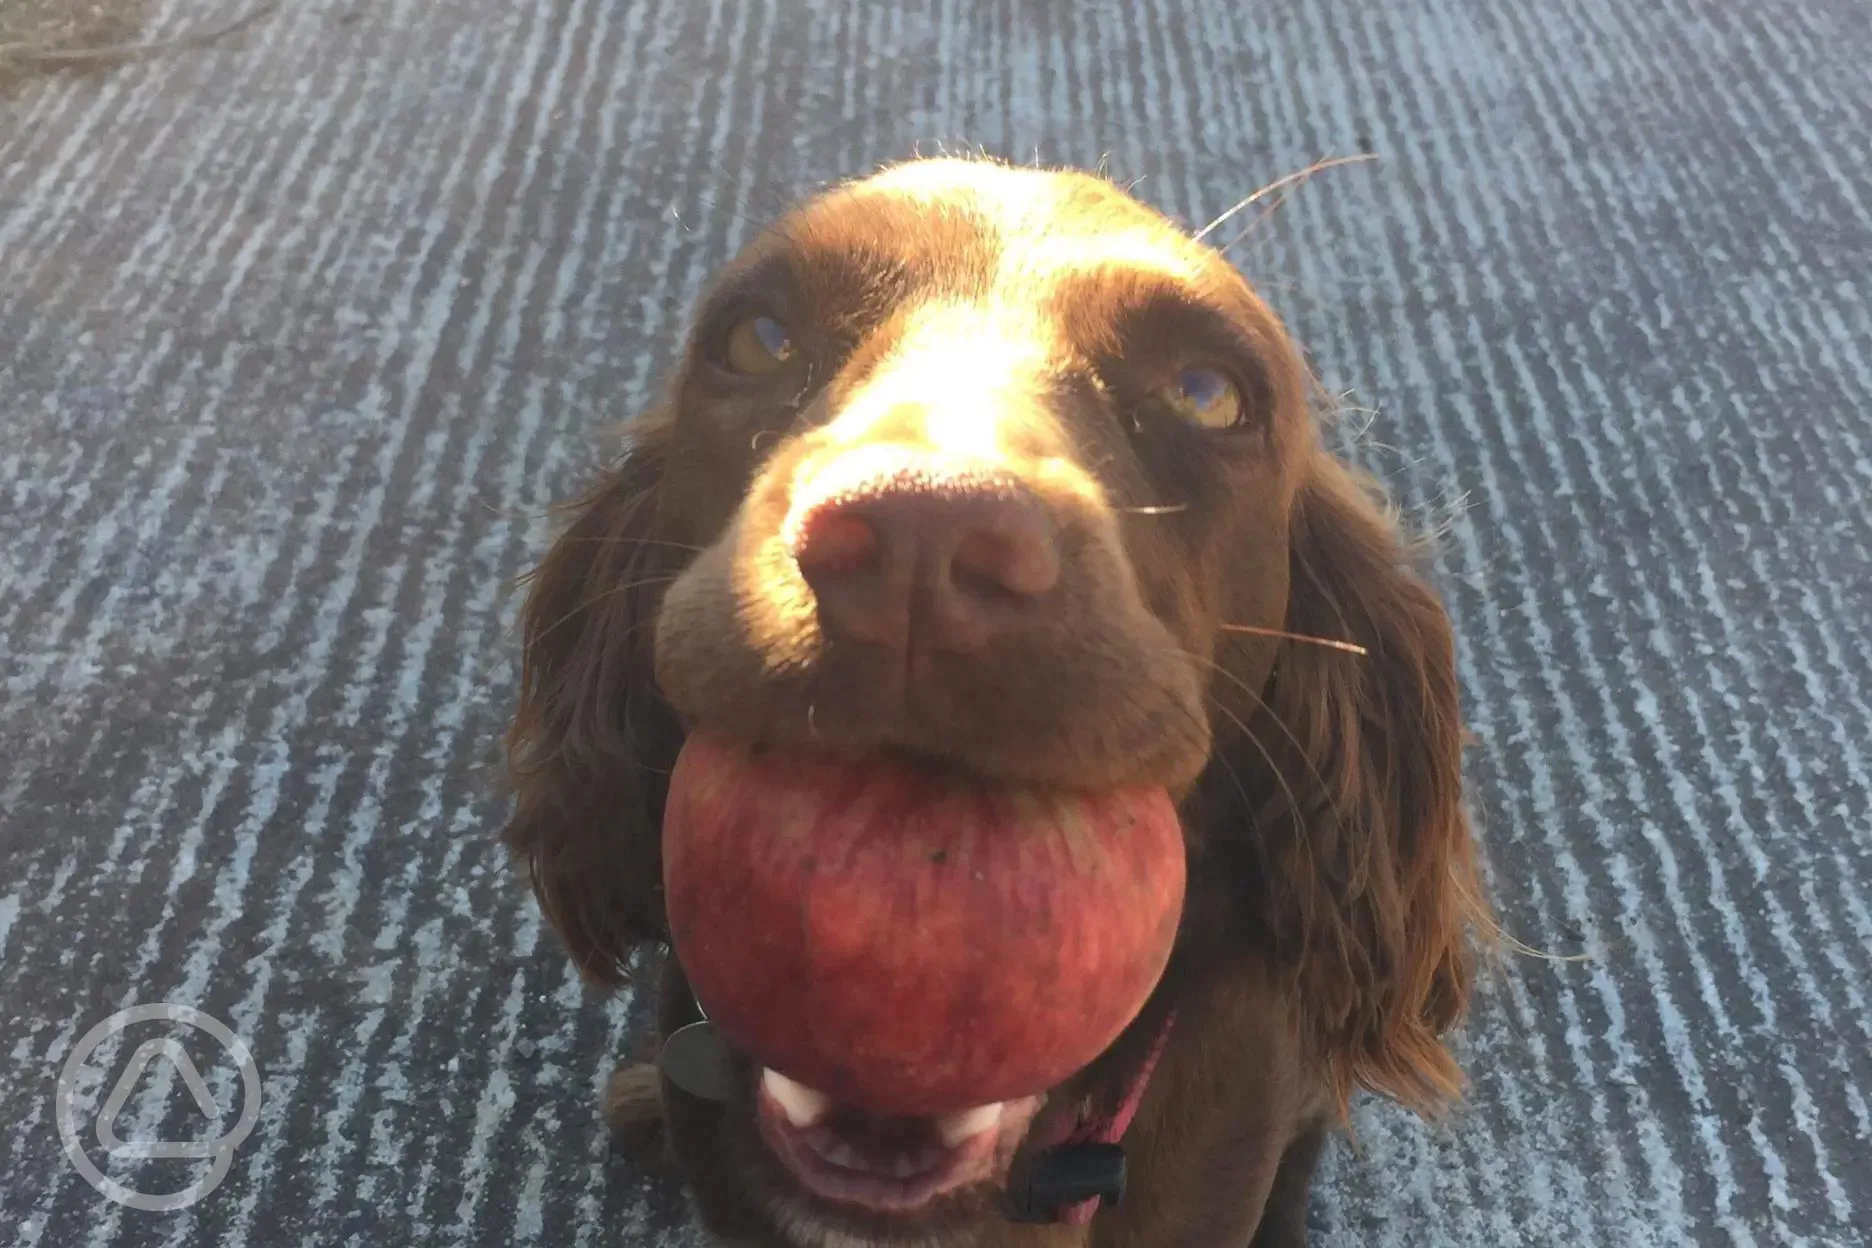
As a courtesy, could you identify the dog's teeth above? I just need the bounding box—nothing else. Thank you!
[822,1141,861,1169]
[892,1155,921,1178]
[936,1102,1004,1146]
[761,1068,830,1128]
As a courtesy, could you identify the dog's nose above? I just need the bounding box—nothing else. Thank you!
[785,447,1061,651]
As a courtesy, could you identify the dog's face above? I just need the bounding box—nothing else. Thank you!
[653,158,1311,797]
[505,158,1481,1248]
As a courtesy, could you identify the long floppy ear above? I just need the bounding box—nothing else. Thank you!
[502,411,685,989]
[1247,453,1487,1115]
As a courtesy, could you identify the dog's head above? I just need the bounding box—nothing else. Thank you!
[504,158,1482,1244]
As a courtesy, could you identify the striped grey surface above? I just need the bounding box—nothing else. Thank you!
[2,0,1868,1243]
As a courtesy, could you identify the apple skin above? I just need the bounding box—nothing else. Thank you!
[661,732,1187,1116]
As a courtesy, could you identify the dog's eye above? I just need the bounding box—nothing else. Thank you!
[723,315,796,374]
[1163,366,1242,430]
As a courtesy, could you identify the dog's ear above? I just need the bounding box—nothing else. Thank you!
[1227,454,1486,1115]
[502,412,685,988]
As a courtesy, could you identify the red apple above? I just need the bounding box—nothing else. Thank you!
[661,732,1186,1116]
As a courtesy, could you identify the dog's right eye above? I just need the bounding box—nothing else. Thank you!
[723,315,796,374]
[1163,365,1243,430]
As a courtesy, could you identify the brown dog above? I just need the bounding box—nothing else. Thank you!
[501,157,1488,1247]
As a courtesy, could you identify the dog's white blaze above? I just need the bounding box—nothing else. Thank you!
[824,304,1045,463]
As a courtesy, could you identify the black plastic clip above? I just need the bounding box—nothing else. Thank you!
[658,1020,737,1102]
[1005,1143,1128,1223]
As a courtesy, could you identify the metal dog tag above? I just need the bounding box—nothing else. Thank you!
[659,1020,737,1102]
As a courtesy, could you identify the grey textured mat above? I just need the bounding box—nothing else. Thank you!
[3,0,1869,1244]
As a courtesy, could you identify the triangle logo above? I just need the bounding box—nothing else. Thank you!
[96,1038,226,1161]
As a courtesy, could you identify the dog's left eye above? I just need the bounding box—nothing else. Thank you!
[1163,366,1242,430]
[723,315,796,374]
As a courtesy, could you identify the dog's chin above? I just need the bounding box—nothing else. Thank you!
[748,1067,1048,1247]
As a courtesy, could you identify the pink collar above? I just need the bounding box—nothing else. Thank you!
[1017,1009,1176,1225]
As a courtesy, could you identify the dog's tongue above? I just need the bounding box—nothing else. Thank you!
[662,733,1186,1116]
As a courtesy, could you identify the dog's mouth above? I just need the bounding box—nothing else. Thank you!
[754,1066,1045,1212]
